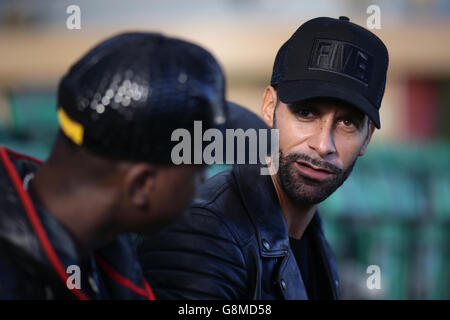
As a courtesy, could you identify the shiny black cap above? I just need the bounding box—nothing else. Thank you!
[57,32,227,164]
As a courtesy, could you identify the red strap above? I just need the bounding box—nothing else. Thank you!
[95,254,156,300]
[3,147,43,165]
[143,278,156,300]
[0,147,89,300]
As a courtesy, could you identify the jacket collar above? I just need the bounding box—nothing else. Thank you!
[233,164,328,257]
[232,164,290,257]
[232,164,339,299]
[0,147,48,264]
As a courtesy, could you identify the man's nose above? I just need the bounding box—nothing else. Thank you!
[307,120,336,157]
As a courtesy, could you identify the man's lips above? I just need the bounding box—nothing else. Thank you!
[295,160,334,181]
[296,160,333,173]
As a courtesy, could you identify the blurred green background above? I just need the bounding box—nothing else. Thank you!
[0,0,449,299]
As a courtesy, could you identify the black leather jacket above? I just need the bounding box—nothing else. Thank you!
[0,147,154,300]
[136,164,340,299]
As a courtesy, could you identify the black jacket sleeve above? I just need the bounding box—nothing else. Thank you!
[135,208,250,299]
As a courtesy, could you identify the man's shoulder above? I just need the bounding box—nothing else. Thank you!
[183,167,256,247]
[193,168,238,210]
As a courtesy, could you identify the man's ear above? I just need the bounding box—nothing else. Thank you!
[261,85,278,129]
[359,121,376,156]
[123,163,157,211]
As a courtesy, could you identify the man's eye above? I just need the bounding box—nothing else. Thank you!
[343,119,354,126]
[297,109,313,117]
[340,118,357,128]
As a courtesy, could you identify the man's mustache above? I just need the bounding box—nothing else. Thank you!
[285,153,342,175]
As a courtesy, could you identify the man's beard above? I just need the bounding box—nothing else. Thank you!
[277,151,357,205]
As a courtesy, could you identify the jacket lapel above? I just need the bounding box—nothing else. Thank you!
[232,165,307,299]
[233,164,288,256]
[232,164,339,299]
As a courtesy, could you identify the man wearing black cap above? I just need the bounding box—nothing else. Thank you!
[137,17,388,299]
[0,32,227,299]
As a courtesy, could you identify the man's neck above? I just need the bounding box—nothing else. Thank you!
[270,174,318,240]
[29,165,117,258]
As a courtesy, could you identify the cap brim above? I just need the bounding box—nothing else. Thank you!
[277,80,381,129]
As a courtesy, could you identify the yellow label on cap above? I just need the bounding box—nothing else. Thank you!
[57,107,84,145]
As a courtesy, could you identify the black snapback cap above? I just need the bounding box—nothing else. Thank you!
[271,16,389,128]
[57,32,227,164]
